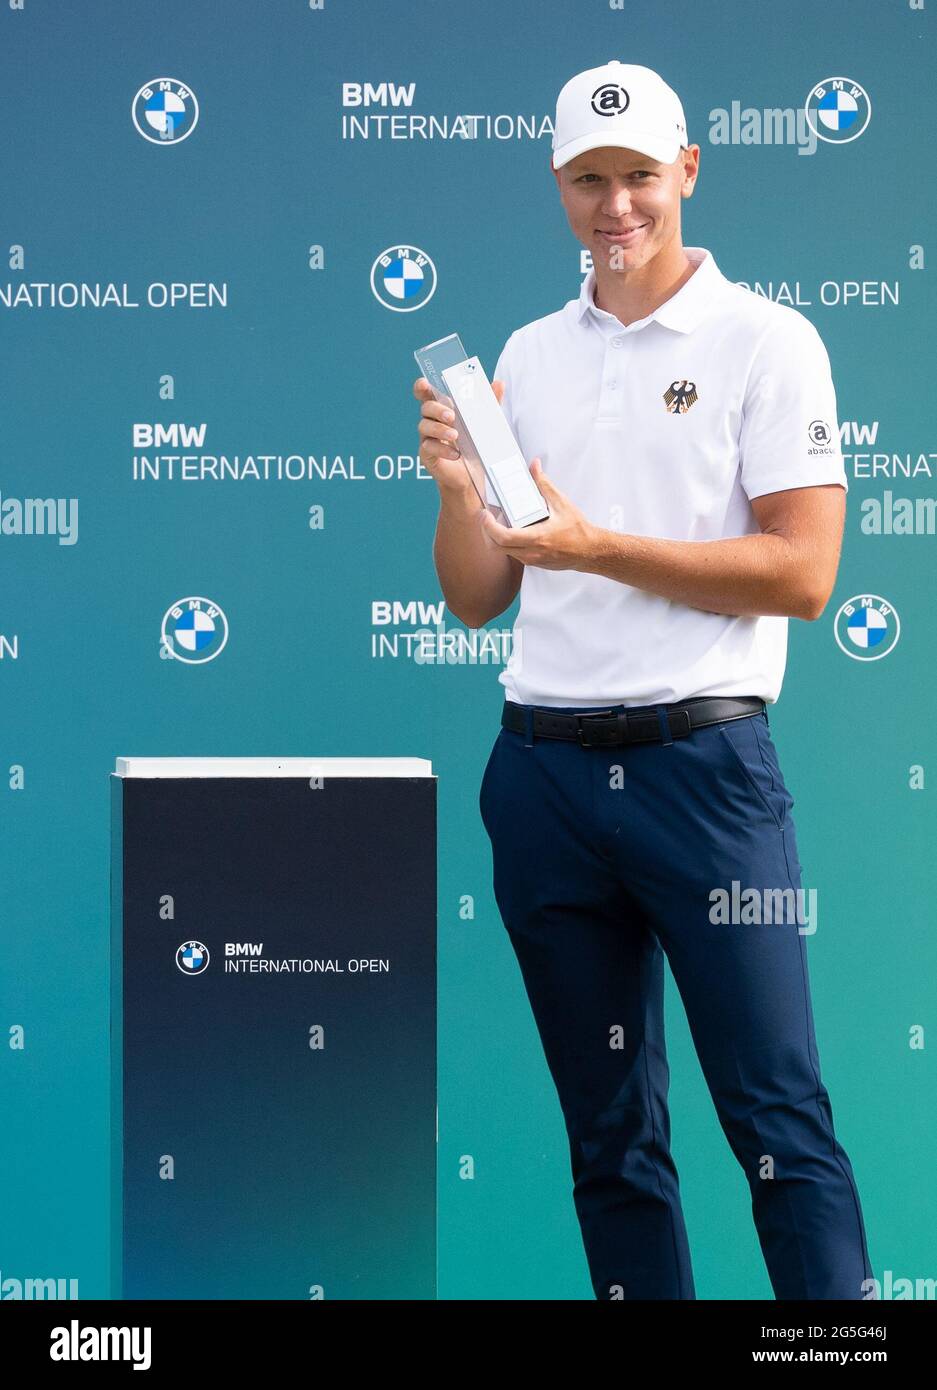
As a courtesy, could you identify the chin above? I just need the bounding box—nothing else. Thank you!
[594,242,649,270]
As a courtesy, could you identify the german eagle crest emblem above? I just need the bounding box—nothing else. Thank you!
[663,379,699,414]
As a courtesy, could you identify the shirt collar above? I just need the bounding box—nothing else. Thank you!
[576,246,723,335]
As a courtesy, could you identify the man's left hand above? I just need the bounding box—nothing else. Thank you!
[479,460,598,571]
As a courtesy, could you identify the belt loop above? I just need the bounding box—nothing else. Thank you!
[655,705,674,747]
[523,706,534,748]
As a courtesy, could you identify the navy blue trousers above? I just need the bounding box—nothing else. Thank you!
[479,701,874,1300]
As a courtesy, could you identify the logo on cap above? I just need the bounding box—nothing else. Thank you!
[591,83,630,118]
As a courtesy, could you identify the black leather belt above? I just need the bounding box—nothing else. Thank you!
[501,696,766,747]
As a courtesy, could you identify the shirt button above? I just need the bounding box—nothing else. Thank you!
[611,337,624,348]
[605,380,619,390]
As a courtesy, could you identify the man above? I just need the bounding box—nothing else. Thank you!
[414,61,873,1300]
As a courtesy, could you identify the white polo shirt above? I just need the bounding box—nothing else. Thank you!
[486,245,848,708]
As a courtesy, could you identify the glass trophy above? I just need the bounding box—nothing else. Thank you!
[414,334,549,528]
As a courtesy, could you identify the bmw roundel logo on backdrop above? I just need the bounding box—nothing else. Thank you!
[833,594,900,661]
[176,941,210,975]
[161,596,229,664]
[370,245,437,312]
[132,78,199,145]
[804,77,871,144]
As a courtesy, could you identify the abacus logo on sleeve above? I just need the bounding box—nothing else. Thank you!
[808,420,836,452]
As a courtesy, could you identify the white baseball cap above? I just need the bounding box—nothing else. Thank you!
[551,60,689,169]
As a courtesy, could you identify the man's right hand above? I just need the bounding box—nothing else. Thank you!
[413,376,505,495]
[416,375,522,628]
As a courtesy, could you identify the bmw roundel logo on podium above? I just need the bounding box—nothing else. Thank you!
[804,77,871,145]
[834,594,900,661]
[176,941,210,975]
[131,78,199,145]
[161,596,229,664]
[370,245,437,312]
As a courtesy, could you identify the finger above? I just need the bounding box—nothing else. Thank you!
[419,436,462,464]
[414,377,454,409]
[530,461,556,492]
[421,444,463,465]
[480,509,517,544]
[413,376,444,403]
[420,438,464,465]
[491,379,505,404]
[420,399,458,426]
[418,418,461,446]
[413,376,456,411]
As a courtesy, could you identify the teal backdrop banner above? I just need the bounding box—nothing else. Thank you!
[0,0,934,1301]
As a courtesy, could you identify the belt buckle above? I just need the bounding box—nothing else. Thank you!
[669,708,693,739]
[574,709,615,747]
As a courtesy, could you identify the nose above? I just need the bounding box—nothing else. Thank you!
[601,183,633,216]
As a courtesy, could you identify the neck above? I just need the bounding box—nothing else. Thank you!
[592,239,696,327]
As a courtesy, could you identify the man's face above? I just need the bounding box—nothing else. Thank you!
[553,144,700,271]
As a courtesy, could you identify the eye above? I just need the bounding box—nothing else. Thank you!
[576,170,654,183]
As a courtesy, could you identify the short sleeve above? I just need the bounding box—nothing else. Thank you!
[739,313,848,501]
[485,332,519,507]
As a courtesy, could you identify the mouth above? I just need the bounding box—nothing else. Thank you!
[596,223,648,244]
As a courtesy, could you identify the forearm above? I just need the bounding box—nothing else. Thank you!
[433,481,521,628]
[579,527,819,620]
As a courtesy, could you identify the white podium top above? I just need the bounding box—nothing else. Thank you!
[114,757,434,778]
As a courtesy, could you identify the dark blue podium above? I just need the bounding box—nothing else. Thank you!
[109,757,436,1299]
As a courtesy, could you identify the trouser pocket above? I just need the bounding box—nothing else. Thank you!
[717,714,793,831]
